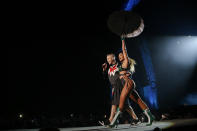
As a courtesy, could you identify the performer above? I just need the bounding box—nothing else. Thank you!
[109,37,155,127]
[101,54,139,126]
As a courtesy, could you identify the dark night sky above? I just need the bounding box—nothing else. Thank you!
[7,0,197,117]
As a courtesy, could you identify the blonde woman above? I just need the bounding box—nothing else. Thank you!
[109,37,155,127]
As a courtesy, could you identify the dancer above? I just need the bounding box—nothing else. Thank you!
[101,54,139,126]
[109,37,155,127]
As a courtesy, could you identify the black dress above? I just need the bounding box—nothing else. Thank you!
[107,63,124,105]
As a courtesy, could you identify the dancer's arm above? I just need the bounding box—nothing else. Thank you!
[121,38,129,68]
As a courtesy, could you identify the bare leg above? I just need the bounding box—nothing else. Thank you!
[129,89,155,126]
[110,77,134,127]
[109,105,117,122]
[129,89,148,111]
[125,105,138,120]
[119,77,133,111]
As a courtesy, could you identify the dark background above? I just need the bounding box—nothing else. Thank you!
[7,0,197,119]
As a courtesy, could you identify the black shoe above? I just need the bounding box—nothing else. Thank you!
[103,119,110,125]
[130,119,140,126]
[108,120,119,128]
[144,110,155,126]
[109,110,121,128]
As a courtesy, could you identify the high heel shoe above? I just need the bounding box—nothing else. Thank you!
[144,109,155,126]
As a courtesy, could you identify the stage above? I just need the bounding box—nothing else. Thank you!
[5,118,197,131]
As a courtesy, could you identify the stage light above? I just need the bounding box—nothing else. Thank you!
[164,36,197,67]
[140,42,159,109]
[70,113,74,118]
[181,93,197,105]
[19,114,23,118]
[149,36,197,107]
[123,0,141,11]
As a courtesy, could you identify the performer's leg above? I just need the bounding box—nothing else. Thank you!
[129,89,155,126]
[129,90,148,111]
[110,78,133,127]
[125,105,138,120]
[101,105,117,126]
[119,78,133,111]
[109,105,117,122]
[125,104,142,125]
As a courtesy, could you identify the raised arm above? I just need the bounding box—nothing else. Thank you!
[121,37,129,67]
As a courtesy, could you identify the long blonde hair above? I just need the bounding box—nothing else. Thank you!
[128,58,136,74]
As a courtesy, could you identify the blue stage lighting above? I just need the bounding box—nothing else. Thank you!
[123,0,141,11]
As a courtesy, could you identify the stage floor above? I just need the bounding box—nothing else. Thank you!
[5,118,197,131]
